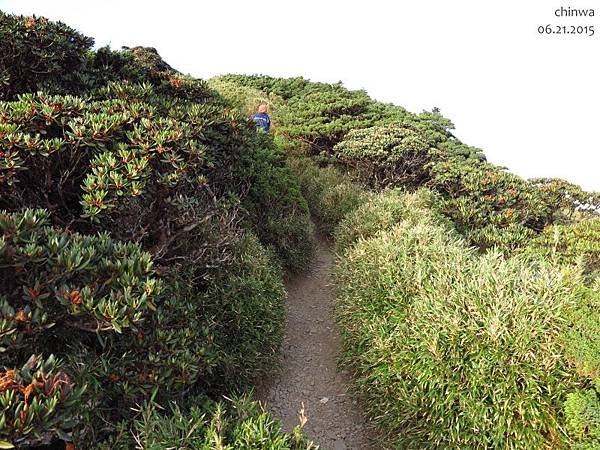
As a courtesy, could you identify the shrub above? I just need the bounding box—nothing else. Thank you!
[288,157,369,234]
[332,124,442,189]
[106,394,318,450]
[216,75,417,153]
[428,158,551,250]
[65,231,286,446]
[335,196,581,448]
[212,74,312,100]
[244,140,316,273]
[195,233,286,388]
[0,13,310,445]
[334,188,449,254]
[0,208,160,362]
[0,355,84,448]
[531,177,600,224]
[0,12,93,100]
[524,219,600,282]
[564,387,600,450]
[523,221,600,449]
[318,182,370,235]
[208,78,285,118]
[333,125,486,189]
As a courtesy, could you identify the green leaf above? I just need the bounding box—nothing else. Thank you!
[0,441,15,449]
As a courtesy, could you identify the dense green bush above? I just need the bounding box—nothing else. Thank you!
[0,355,84,448]
[0,208,159,360]
[564,387,600,450]
[522,219,600,448]
[212,75,312,100]
[0,12,316,447]
[428,159,550,250]
[243,140,316,272]
[214,75,423,154]
[64,231,286,446]
[209,78,285,118]
[531,178,600,224]
[334,188,449,254]
[0,12,93,100]
[335,191,582,449]
[0,208,287,447]
[524,218,600,282]
[288,157,369,233]
[98,394,318,449]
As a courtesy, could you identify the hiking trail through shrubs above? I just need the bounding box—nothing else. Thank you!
[258,229,377,450]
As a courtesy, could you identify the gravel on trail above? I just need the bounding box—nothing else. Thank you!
[257,231,379,450]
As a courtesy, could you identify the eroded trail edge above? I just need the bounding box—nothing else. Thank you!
[258,231,377,450]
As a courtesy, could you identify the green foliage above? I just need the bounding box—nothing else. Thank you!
[0,12,316,446]
[288,157,369,234]
[216,75,416,153]
[564,388,600,450]
[318,182,370,235]
[428,158,550,250]
[121,46,214,104]
[102,394,318,450]
[334,188,449,254]
[208,78,284,118]
[196,233,286,388]
[0,12,94,100]
[333,124,433,188]
[0,209,159,359]
[212,75,312,100]
[531,178,600,223]
[525,219,600,282]
[335,191,581,449]
[523,221,600,449]
[244,140,316,273]
[276,85,380,150]
[0,355,84,447]
[66,231,286,446]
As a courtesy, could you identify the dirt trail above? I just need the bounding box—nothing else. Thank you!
[257,231,378,450]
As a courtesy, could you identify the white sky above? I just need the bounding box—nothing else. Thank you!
[2,0,599,191]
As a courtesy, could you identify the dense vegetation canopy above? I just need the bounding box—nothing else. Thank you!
[1,9,600,450]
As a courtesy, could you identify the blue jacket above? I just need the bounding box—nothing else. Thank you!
[252,112,271,132]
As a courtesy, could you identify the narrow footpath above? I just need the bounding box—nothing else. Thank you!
[258,231,377,450]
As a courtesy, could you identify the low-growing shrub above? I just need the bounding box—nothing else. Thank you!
[0,13,313,445]
[318,182,370,235]
[334,188,449,254]
[0,12,93,100]
[564,387,600,450]
[244,140,316,273]
[0,355,84,448]
[531,177,600,224]
[99,394,318,449]
[524,218,600,283]
[332,124,439,189]
[335,194,582,448]
[197,233,286,388]
[0,208,160,363]
[288,157,369,234]
[522,221,600,449]
[208,78,285,118]
[428,158,551,251]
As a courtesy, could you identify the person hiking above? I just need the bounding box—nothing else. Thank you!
[252,104,271,132]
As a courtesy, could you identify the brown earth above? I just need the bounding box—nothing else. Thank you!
[257,231,380,450]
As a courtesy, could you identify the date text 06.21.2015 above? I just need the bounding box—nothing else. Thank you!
[538,24,594,36]
[538,6,595,37]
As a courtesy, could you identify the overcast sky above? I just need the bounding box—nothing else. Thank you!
[2,0,599,191]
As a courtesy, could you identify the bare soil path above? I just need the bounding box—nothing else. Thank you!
[257,231,378,450]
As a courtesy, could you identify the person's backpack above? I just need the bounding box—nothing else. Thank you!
[252,112,270,131]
